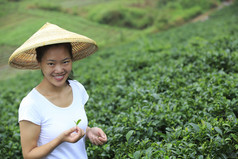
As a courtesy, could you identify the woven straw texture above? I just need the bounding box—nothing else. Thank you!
[8,22,98,69]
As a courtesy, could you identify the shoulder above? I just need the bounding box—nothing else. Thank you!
[68,80,89,105]
[69,80,86,90]
[19,89,42,124]
[20,89,38,108]
[19,88,43,113]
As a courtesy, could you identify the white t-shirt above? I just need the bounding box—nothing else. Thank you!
[19,80,89,159]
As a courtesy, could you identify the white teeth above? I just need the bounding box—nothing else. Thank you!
[55,76,63,79]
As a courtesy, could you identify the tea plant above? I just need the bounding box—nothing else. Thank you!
[74,119,81,126]
[0,1,238,159]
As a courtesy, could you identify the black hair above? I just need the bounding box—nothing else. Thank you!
[36,43,74,84]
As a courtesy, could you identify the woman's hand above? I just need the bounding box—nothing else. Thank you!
[58,126,85,143]
[20,122,85,159]
[86,127,107,145]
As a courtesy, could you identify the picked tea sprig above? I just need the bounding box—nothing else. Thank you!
[74,119,81,126]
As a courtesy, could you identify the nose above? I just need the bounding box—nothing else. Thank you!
[54,64,64,73]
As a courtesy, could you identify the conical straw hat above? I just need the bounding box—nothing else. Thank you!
[8,22,98,69]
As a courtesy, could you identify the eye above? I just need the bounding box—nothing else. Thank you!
[63,60,70,64]
[47,63,54,66]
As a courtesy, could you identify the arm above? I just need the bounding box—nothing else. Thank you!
[20,120,85,159]
[86,126,107,145]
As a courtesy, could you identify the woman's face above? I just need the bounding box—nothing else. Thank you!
[38,45,72,88]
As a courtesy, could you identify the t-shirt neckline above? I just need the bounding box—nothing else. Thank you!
[33,82,75,110]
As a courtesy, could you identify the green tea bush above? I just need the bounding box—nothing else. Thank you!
[178,0,219,9]
[28,2,62,12]
[0,1,238,159]
[88,6,154,30]
[83,2,238,158]
[0,71,40,159]
[85,0,222,31]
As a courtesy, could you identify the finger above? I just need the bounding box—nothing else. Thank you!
[102,133,107,140]
[70,131,85,143]
[70,133,81,143]
[97,129,107,140]
[90,136,100,145]
[80,129,86,137]
[75,126,79,133]
[99,136,107,143]
[64,127,77,136]
[76,128,85,137]
[93,137,103,145]
[75,127,85,136]
[97,128,105,137]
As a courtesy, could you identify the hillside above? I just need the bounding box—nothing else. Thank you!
[0,0,141,79]
[0,0,231,79]
[0,0,238,158]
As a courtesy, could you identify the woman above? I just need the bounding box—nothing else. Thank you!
[8,23,107,159]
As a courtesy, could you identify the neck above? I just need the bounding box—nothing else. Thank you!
[36,78,69,96]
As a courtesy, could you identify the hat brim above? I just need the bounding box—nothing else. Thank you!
[8,22,98,69]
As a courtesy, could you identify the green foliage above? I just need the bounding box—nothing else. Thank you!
[82,0,221,31]
[0,71,40,158]
[178,0,219,9]
[0,0,142,68]
[82,2,238,158]
[28,2,62,12]
[0,1,238,159]
[0,0,18,17]
[87,5,154,30]
[74,119,81,126]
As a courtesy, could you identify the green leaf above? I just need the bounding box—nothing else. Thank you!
[214,127,222,136]
[235,144,238,150]
[167,143,172,149]
[206,122,212,131]
[128,153,133,158]
[231,134,238,143]
[148,127,153,137]
[133,151,141,159]
[126,130,134,142]
[145,147,153,158]
[189,123,200,132]
[225,138,232,142]
[74,119,81,126]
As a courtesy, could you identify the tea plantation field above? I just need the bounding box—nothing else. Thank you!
[1,1,238,159]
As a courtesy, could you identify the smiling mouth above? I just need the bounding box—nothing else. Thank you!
[54,74,65,81]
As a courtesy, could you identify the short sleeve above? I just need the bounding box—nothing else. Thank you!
[18,96,41,125]
[80,84,89,106]
[70,80,89,106]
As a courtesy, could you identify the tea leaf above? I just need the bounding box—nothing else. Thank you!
[74,119,81,126]
[214,127,223,136]
[126,130,134,142]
